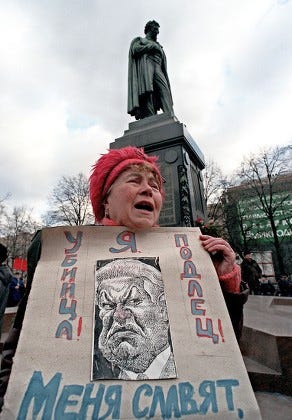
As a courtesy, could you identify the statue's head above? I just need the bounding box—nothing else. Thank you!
[144,20,160,35]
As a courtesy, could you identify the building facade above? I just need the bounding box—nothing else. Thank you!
[224,173,292,277]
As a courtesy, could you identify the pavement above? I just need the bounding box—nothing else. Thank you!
[243,296,292,336]
[255,391,292,420]
[242,296,292,419]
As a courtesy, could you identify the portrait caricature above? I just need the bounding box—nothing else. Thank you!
[92,257,177,381]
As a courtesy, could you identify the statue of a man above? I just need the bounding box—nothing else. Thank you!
[128,20,174,120]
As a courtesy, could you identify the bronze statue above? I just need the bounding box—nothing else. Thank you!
[128,20,174,120]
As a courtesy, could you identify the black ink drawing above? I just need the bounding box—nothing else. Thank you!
[92,257,177,381]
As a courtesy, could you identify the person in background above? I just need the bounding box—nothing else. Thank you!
[240,250,262,295]
[278,274,292,297]
[0,146,248,409]
[0,244,13,339]
[7,272,25,308]
[259,274,275,296]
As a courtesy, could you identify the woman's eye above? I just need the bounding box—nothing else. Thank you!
[128,178,139,184]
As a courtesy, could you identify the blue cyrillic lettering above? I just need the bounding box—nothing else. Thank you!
[64,231,83,253]
[174,234,189,247]
[109,231,137,253]
[17,371,61,419]
[132,384,152,418]
[199,380,218,414]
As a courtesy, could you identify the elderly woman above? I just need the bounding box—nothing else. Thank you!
[0,146,247,408]
[89,146,244,297]
[89,146,247,341]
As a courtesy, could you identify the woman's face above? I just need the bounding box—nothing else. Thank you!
[104,167,163,231]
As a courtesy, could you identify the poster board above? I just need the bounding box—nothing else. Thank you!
[2,226,261,419]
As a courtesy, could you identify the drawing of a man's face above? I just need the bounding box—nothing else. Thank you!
[96,259,170,373]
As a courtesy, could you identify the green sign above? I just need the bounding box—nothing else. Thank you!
[238,192,292,243]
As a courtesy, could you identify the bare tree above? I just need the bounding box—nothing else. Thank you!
[237,145,292,274]
[44,173,93,226]
[202,159,228,221]
[0,193,11,236]
[3,206,39,267]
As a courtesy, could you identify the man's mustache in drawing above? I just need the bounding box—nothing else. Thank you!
[106,320,146,343]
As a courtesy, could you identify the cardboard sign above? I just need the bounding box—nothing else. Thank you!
[2,226,261,419]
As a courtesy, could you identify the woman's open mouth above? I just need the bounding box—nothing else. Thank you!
[134,201,154,212]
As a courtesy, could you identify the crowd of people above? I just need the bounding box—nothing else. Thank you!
[240,249,292,296]
[0,245,26,340]
[0,245,13,340]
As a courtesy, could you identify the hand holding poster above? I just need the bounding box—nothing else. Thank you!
[2,226,261,419]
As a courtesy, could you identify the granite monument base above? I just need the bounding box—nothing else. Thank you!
[240,295,292,396]
[111,113,206,227]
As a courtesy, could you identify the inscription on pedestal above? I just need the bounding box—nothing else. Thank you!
[178,165,193,227]
[158,163,176,226]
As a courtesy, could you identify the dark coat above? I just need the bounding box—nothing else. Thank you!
[0,265,13,336]
[127,36,172,117]
[241,258,262,291]
[222,282,249,342]
[7,277,25,307]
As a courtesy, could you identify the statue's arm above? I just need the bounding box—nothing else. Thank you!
[131,37,159,57]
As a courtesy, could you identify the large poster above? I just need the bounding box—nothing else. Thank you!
[2,226,261,419]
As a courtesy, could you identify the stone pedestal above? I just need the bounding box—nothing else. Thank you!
[110,113,206,227]
[240,296,292,395]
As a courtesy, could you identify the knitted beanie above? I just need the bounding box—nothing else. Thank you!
[89,146,163,222]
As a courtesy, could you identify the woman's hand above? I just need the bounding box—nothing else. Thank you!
[200,234,236,277]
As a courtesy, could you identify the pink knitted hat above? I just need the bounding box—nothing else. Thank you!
[89,146,163,222]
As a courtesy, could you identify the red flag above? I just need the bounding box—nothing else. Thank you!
[13,258,27,272]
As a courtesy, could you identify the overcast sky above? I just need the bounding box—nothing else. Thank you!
[1,0,291,221]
